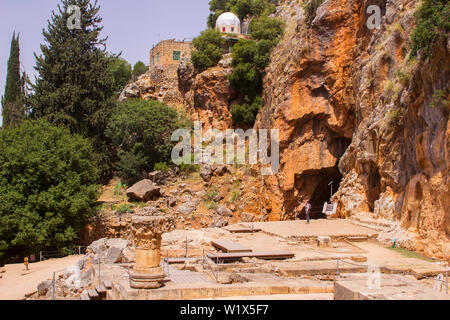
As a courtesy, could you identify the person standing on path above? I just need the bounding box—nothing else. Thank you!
[305,200,312,224]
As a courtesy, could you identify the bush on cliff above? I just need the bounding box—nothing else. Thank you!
[411,0,450,57]
[105,99,189,185]
[229,16,283,124]
[231,96,264,124]
[207,0,276,27]
[0,120,99,259]
[191,29,225,72]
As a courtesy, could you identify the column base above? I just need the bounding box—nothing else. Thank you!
[129,268,166,289]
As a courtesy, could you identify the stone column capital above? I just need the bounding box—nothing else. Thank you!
[131,215,175,250]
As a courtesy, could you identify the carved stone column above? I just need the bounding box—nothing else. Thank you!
[129,215,174,289]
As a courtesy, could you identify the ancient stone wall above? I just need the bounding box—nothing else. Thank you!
[149,39,192,68]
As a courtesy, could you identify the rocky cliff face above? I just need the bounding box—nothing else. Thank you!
[256,0,449,259]
[121,56,236,130]
[178,55,237,130]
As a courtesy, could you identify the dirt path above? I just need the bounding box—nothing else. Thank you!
[0,255,81,300]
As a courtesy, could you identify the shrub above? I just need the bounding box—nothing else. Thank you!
[154,162,170,172]
[109,56,132,92]
[386,109,402,126]
[0,120,99,259]
[207,0,276,26]
[205,200,219,210]
[411,0,450,57]
[250,16,284,41]
[132,61,147,79]
[116,204,132,214]
[303,0,325,27]
[230,191,241,202]
[231,96,264,124]
[191,29,225,72]
[105,99,188,185]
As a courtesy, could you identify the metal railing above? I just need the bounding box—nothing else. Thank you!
[40,246,87,261]
[202,249,220,283]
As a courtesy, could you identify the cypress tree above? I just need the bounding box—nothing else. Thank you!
[31,0,117,179]
[1,32,27,127]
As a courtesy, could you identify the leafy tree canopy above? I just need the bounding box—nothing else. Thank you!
[0,120,99,259]
[411,0,449,57]
[109,56,132,93]
[132,61,148,79]
[31,0,118,179]
[105,99,190,185]
[191,29,225,72]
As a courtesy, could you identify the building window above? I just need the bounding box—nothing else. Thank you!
[231,27,234,33]
[173,51,181,61]
[152,56,155,66]
[156,53,160,64]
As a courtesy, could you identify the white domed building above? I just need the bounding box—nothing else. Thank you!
[216,12,241,34]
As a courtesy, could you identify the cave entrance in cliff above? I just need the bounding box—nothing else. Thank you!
[295,165,343,220]
[367,163,382,212]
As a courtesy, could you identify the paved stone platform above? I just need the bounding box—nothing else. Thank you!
[245,220,378,240]
[334,273,450,300]
[109,278,333,300]
[166,265,213,284]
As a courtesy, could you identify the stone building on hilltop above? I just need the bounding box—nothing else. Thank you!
[215,11,249,54]
[149,39,192,69]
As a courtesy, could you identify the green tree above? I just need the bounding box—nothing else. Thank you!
[250,15,284,41]
[132,61,148,79]
[231,95,263,124]
[229,15,283,124]
[0,120,99,259]
[109,56,132,92]
[191,29,225,72]
[230,40,262,99]
[1,32,28,127]
[411,0,450,57]
[105,99,189,185]
[31,0,117,179]
[207,0,275,26]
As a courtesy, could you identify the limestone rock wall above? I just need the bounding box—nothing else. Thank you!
[256,0,449,259]
[120,56,236,130]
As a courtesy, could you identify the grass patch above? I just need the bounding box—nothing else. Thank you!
[205,200,219,210]
[386,247,434,262]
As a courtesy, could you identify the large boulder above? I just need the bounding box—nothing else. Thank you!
[119,83,140,101]
[241,212,256,222]
[87,238,107,263]
[200,164,213,182]
[148,170,168,185]
[119,247,136,263]
[105,239,129,264]
[37,280,52,296]
[213,165,229,176]
[177,203,198,216]
[126,179,161,202]
[216,206,233,217]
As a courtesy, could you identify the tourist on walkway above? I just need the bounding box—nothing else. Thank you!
[305,200,312,224]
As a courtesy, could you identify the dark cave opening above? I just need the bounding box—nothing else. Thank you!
[366,163,382,212]
[295,165,343,220]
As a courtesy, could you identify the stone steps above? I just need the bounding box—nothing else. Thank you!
[348,215,396,234]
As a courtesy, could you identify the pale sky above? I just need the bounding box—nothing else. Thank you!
[0,0,211,126]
